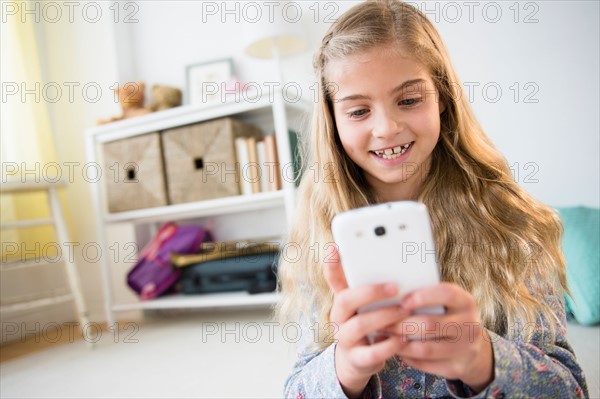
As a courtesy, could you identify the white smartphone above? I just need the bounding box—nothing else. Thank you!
[331,201,445,316]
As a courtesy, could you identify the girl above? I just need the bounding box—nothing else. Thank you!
[276,0,589,398]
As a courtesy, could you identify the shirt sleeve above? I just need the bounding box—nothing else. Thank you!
[445,294,589,399]
[285,343,387,399]
[283,316,349,399]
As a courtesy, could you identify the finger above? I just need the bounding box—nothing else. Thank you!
[381,313,465,338]
[401,282,475,313]
[323,245,349,294]
[396,339,456,361]
[338,306,410,347]
[331,282,399,323]
[350,336,407,370]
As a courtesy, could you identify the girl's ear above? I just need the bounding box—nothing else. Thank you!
[439,100,446,114]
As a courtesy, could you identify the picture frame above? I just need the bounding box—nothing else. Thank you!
[185,58,234,106]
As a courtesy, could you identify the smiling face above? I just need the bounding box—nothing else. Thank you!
[328,45,444,201]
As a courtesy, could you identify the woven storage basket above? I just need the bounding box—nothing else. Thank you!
[103,132,168,212]
[162,118,262,204]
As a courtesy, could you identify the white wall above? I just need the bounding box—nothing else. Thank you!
[126,0,599,207]
[433,1,600,207]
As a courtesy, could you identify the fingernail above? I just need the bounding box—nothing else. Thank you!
[384,282,397,294]
[401,294,413,307]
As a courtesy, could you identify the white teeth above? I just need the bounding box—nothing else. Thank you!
[373,142,412,160]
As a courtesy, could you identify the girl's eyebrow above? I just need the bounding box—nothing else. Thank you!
[334,78,427,103]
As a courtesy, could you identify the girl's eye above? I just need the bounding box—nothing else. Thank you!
[348,109,368,119]
[400,98,422,107]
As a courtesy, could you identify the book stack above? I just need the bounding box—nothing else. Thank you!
[235,134,281,194]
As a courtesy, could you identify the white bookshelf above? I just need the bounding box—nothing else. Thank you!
[104,190,286,225]
[112,292,282,312]
[85,89,310,325]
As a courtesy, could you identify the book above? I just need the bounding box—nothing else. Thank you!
[256,140,270,193]
[171,240,281,268]
[234,137,252,195]
[246,136,261,194]
[264,134,282,191]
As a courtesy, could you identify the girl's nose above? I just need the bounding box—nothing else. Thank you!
[372,109,402,139]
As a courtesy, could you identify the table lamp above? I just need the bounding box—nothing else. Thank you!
[242,3,307,83]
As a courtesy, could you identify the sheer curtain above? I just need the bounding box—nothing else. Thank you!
[1,1,59,260]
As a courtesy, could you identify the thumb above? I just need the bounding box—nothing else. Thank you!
[323,244,349,294]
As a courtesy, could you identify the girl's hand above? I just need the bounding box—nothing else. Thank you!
[383,282,494,393]
[323,247,408,399]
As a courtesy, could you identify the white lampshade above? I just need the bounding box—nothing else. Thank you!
[242,3,307,59]
[245,34,306,59]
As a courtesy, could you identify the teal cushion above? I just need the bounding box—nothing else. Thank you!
[557,206,600,325]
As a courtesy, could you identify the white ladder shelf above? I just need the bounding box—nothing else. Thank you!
[1,179,91,342]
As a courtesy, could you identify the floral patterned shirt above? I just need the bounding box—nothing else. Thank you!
[283,295,588,398]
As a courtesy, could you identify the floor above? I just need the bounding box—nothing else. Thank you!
[1,312,599,398]
[0,320,112,363]
[1,309,296,398]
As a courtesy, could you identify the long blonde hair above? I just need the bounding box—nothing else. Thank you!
[276,0,566,349]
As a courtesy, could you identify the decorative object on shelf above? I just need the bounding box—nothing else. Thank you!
[103,132,168,212]
[242,2,307,84]
[161,117,262,204]
[288,129,302,186]
[148,84,182,112]
[97,81,151,125]
[127,222,213,300]
[185,58,234,106]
